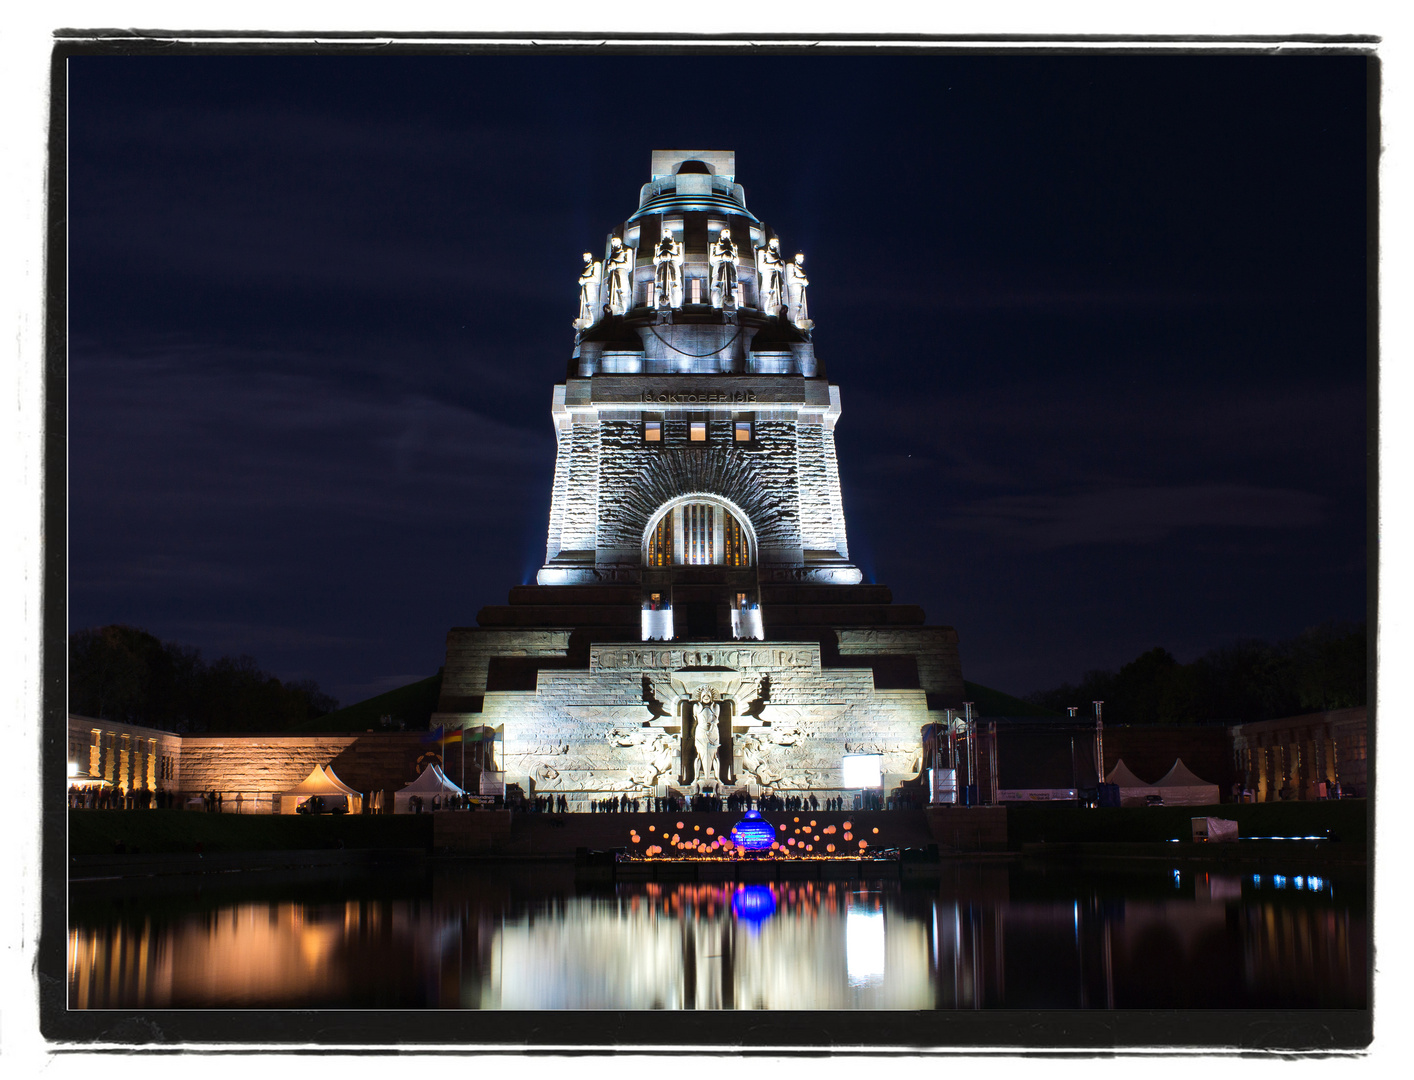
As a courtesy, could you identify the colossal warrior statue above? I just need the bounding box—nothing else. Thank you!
[604,236,635,316]
[785,250,812,329]
[574,252,603,329]
[653,232,684,309]
[709,228,739,309]
[692,685,723,785]
[755,237,785,316]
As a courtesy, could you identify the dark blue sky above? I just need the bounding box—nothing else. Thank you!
[67,52,1369,706]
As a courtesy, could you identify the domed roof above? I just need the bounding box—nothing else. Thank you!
[629,187,759,224]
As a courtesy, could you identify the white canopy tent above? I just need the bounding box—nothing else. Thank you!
[1105,759,1157,807]
[278,764,363,815]
[1152,759,1221,807]
[393,763,466,814]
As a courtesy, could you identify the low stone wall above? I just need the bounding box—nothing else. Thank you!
[925,806,1008,852]
[432,810,515,851]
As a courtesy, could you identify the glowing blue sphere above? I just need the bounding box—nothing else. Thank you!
[730,809,775,851]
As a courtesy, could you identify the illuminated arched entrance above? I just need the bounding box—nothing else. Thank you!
[644,499,754,568]
[641,497,761,641]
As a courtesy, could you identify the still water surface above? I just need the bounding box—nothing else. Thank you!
[69,859,1365,1010]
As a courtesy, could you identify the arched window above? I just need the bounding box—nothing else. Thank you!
[644,500,754,567]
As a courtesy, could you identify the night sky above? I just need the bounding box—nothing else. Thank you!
[67,52,1369,708]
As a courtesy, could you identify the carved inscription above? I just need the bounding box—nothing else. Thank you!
[592,647,815,672]
[639,390,757,404]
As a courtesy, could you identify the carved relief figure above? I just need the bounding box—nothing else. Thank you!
[604,236,635,315]
[709,229,739,309]
[575,252,603,329]
[736,734,783,788]
[653,232,684,309]
[633,731,679,791]
[755,237,785,315]
[785,251,812,328]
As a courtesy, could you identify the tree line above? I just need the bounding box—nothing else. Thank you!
[1025,621,1367,725]
[68,624,338,733]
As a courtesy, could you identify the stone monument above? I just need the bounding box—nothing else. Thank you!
[433,151,965,806]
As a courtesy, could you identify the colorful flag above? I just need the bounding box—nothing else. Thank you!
[443,727,464,744]
[420,725,444,745]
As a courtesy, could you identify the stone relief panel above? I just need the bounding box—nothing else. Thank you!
[495,649,927,795]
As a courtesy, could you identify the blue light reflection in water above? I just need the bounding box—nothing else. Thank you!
[732,884,776,926]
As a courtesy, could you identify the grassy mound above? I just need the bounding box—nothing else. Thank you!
[289,672,443,733]
[963,681,1059,718]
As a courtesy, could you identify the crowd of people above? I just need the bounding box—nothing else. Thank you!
[67,786,237,811]
[69,785,146,809]
[564,789,917,813]
[507,793,567,813]
[67,785,196,810]
[406,792,497,812]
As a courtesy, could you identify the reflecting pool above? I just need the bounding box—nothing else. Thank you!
[68,859,1366,1010]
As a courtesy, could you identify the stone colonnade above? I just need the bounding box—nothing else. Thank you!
[1229,706,1366,801]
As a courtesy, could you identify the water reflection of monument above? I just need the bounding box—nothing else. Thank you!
[68,866,1366,1010]
[492,882,933,1010]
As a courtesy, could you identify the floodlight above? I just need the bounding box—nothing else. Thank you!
[842,753,882,789]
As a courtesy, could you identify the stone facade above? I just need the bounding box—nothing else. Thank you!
[66,715,459,812]
[481,642,933,799]
[67,716,183,796]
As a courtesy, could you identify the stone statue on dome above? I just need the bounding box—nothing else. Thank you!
[709,229,739,309]
[604,236,635,316]
[785,251,812,329]
[574,252,603,329]
[755,237,785,316]
[653,232,684,309]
